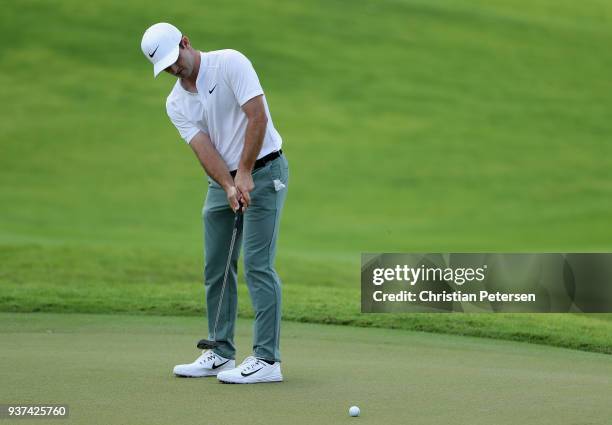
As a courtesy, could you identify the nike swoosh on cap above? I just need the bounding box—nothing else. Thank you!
[148,45,159,58]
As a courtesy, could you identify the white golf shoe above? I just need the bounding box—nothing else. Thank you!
[173,350,235,377]
[217,356,283,384]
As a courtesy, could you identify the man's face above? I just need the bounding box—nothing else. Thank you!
[164,40,195,79]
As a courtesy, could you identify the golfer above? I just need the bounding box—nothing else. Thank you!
[141,23,288,384]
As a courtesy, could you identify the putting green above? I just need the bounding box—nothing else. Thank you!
[1,313,610,425]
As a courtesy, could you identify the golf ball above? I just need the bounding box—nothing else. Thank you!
[349,406,360,417]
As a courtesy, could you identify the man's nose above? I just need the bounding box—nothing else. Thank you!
[167,64,179,74]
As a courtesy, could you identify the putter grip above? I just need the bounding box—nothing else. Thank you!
[235,209,243,229]
[235,201,244,226]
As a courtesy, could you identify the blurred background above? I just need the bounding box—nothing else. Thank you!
[1,0,612,352]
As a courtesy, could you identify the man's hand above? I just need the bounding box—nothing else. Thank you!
[234,170,254,211]
[225,185,241,212]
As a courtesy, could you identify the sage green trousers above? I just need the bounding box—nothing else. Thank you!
[203,154,289,362]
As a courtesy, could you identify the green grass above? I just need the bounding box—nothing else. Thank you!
[2,313,612,425]
[2,0,612,354]
[2,244,612,354]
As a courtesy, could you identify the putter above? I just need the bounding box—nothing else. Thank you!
[197,204,244,350]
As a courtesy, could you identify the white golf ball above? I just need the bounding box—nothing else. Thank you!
[349,406,360,417]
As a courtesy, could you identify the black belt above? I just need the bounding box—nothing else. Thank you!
[230,150,282,177]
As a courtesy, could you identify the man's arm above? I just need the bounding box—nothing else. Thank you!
[189,131,241,212]
[234,95,268,209]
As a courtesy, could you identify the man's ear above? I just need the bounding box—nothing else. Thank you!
[180,36,190,49]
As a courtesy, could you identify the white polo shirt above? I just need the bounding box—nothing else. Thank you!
[166,50,282,171]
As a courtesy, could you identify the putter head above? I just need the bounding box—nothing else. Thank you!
[197,338,219,350]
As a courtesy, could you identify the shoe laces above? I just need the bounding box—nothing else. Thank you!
[198,350,216,365]
[238,356,265,372]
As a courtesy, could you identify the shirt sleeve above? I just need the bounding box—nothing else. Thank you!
[223,50,264,106]
[165,97,203,144]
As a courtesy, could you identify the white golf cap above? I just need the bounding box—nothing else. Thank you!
[141,23,182,77]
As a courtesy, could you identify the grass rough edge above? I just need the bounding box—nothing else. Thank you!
[2,303,610,356]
